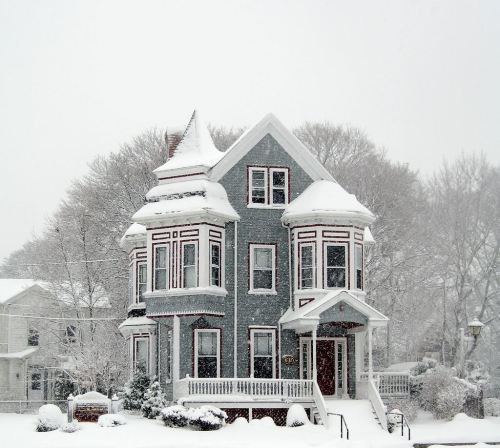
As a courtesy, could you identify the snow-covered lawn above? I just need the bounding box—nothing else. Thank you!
[1,411,499,448]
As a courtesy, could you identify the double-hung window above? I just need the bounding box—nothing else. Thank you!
[28,328,39,347]
[249,244,276,293]
[251,329,275,378]
[31,372,41,390]
[324,244,347,288]
[194,329,220,378]
[299,244,315,289]
[248,167,289,206]
[134,336,149,374]
[182,243,197,288]
[355,245,363,290]
[154,245,168,290]
[210,242,221,287]
[137,262,147,302]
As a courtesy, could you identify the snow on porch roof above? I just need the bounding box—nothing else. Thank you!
[279,290,388,330]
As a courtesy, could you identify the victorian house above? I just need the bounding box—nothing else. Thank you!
[119,111,405,428]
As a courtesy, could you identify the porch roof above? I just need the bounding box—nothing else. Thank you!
[279,290,388,331]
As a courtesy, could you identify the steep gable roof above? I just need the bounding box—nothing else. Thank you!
[210,113,334,182]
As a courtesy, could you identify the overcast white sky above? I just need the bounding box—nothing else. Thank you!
[1,0,499,262]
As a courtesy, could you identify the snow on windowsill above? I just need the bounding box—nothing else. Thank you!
[247,203,286,210]
[144,286,228,298]
[248,289,277,296]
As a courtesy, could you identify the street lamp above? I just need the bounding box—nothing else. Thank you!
[458,317,484,377]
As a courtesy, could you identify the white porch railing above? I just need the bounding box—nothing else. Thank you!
[312,380,329,429]
[174,377,314,401]
[367,379,387,430]
[359,372,410,398]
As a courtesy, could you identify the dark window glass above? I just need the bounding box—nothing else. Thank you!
[155,246,167,290]
[210,244,221,287]
[300,245,314,289]
[326,245,346,288]
[28,329,39,346]
[251,170,266,204]
[31,372,41,390]
[355,245,363,289]
[252,247,273,290]
[272,171,287,204]
[197,331,218,378]
[253,332,273,378]
[64,325,77,344]
[138,263,147,302]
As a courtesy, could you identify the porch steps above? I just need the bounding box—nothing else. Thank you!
[324,399,388,439]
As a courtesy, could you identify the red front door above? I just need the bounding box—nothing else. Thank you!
[317,340,335,395]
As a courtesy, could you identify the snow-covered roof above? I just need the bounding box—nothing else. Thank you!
[0,279,42,304]
[282,180,375,225]
[154,110,224,177]
[120,223,147,249]
[119,316,157,329]
[0,347,38,359]
[279,289,388,330]
[133,179,240,224]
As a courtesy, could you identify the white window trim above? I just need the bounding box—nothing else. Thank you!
[270,167,289,206]
[153,244,169,291]
[209,241,222,287]
[323,243,348,289]
[249,167,268,206]
[137,261,147,303]
[181,241,198,288]
[133,336,150,374]
[250,329,276,379]
[299,242,315,290]
[194,329,221,378]
[249,243,277,294]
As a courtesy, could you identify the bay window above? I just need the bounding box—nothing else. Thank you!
[137,262,147,302]
[249,244,276,292]
[134,336,149,373]
[355,244,363,290]
[250,329,275,378]
[324,244,347,288]
[194,329,220,378]
[210,242,221,287]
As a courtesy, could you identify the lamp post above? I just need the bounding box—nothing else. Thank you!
[458,317,484,377]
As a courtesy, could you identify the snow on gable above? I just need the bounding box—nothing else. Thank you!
[0,279,42,304]
[282,180,375,225]
[120,222,147,250]
[154,110,224,178]
[210,113,334,182]
[133,179,239,224]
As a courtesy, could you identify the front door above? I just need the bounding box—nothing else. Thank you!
[317,340,335,395]
[300,337,348,397]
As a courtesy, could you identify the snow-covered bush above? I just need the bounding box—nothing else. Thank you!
[97,414,127,427]
[387,409,403,433]
[464,360,490,387]
[35,404,64,432]
[187,406,227,431]
[410,357,437,377]
[286,404,309,427]
[121,365,151,410]
[60,420,81,433]
[251,416,275,427]
[232,416,248,426]
[484,398,500,417]
[418,365,467,420]
[141,381,167,419]
[386,399,419,422]
[161,405,189,428]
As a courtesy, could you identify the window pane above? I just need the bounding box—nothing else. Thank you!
[139,264,147,283]
[254,357,273,378]
[301,268,313,288]
[211,245,220,265]
[254,248,272,268]
[355,246,363,269]
[198,332,217,356]
[155,246,166,268]
[272,171,285,187]
[136,339,148,371]
[272,189,285,204]
[326,267,346,288]
[255,333,272,355]
[327,245,345,267]
[198,357,217,378]
[252,189,266,204]
[183,266,196,288]
[211,267,220,287]
[253,270,272,289]
[356,269,362,289]
[183,244,196,266]
[252,170,265,187]
[31,373,41,390]
[28,329,39,346]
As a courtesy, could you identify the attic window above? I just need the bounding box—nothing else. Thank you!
[248,167,289,207]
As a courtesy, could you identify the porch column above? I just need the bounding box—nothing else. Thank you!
[173,315,180,381]
[367,324,373,380]
[312,325,318,382]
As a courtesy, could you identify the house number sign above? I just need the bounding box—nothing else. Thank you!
[282,355,297,365]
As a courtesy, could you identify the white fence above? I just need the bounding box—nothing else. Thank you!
[359,372,410,398]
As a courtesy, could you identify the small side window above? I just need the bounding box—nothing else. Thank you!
[28,328,39,347]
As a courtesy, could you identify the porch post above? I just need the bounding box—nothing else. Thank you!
[173,315,180,381]
[312,325,318,382]
[367,324,373,380]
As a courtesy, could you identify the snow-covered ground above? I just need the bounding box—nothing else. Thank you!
[1,411,499,448]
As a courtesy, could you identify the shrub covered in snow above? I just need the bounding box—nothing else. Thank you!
[35,404,64,432]
[60,420,81,433]
[386,399,419,422]
[160,405,227,430]
[161,405,189,428]
[286,404,309,427]
[97,414,127,427]
[186,406,227,431]
[464,360,490,387]
[121,365,151,411]
[387,409,403,433]
[141,381,167,419]
[410,357,437,377]
[484,398,500,417]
